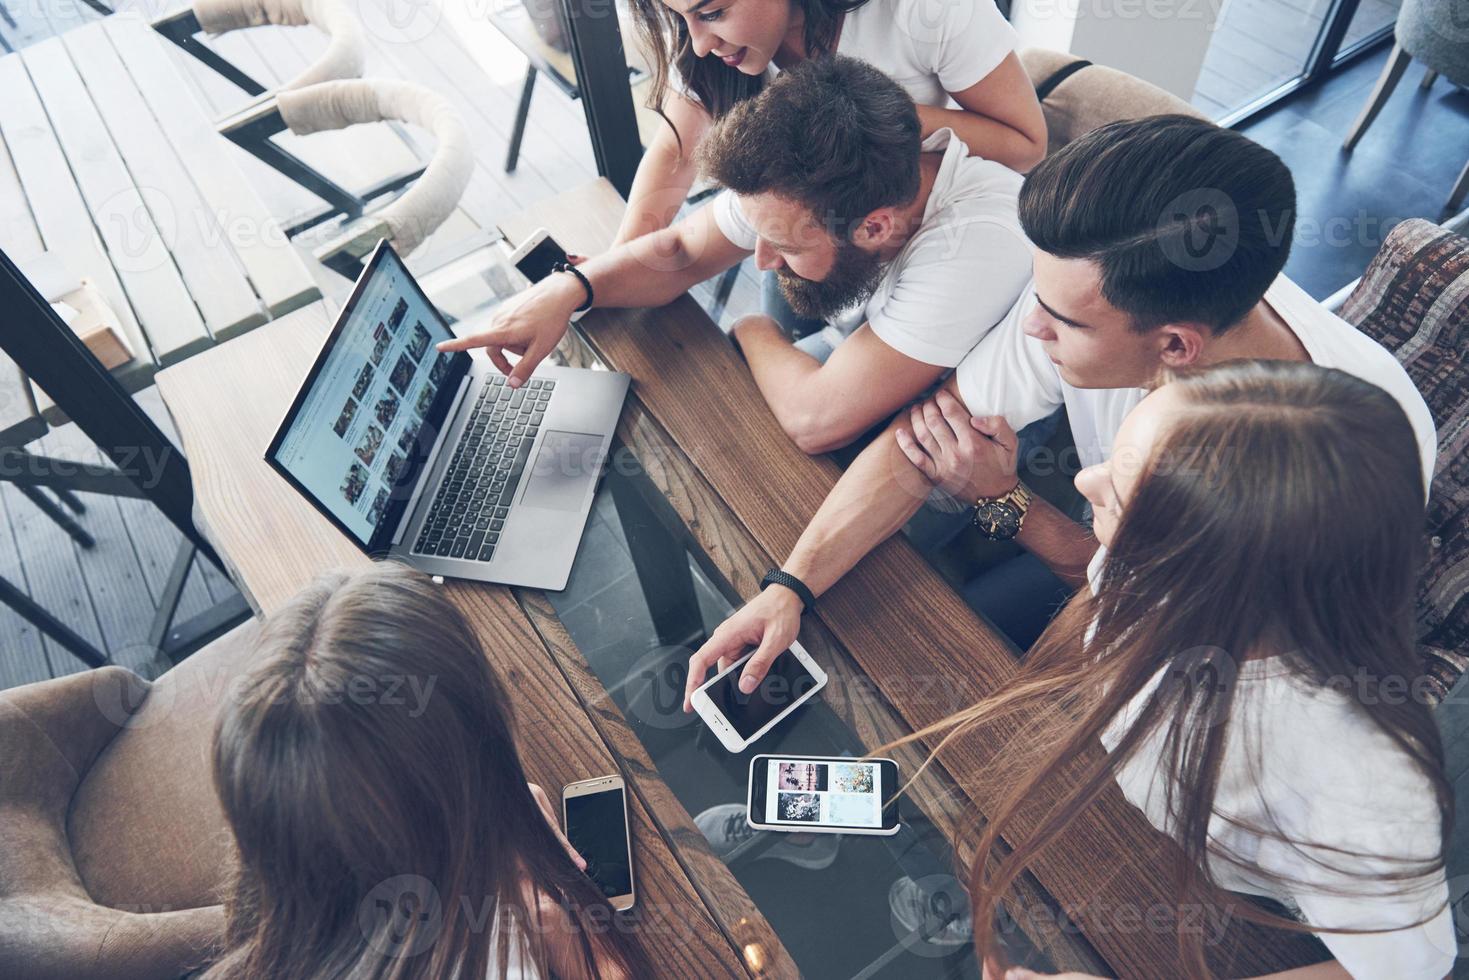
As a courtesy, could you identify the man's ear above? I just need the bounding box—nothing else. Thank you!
[1156,323,1208,369]
[851,208,897,249]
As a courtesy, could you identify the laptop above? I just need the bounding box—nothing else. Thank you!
[266,240,629,590]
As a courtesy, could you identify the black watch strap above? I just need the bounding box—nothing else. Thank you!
[552,261,594,313]
[760,568,815,612]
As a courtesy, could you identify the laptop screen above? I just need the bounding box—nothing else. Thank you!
[266,243,470,554]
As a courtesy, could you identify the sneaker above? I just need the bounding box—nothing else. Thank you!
[694,803,841,870]
[889,875,974,947]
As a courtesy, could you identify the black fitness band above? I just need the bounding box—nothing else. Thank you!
[553,261,594,313]
[760,568,816,612]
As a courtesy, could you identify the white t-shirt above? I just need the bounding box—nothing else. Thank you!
[953,274,1439,492]
[676,0,1018,110]
[834,0,1018,107]
[1085,553,1455,979]
[712,129,1030,367]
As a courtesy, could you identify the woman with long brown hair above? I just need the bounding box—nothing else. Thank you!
[902,361,1453,978]
[615,0,1046,248]
[199,564,650,980]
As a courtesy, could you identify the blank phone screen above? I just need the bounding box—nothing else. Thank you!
[704,653,819,741]
[564,787,632,899]
[515,236,567,285]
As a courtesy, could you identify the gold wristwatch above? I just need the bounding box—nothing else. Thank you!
[972,482,1034,541]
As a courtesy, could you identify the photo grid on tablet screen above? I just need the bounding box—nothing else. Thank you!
[767,760,881,828]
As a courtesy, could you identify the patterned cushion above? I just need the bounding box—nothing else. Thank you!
[1340,219,1469,702]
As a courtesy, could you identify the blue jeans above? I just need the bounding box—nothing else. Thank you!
[962,551,1075,653]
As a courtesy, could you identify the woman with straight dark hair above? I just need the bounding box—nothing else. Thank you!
[199,564,650,980]
[614,0,1046,247]
[895,361,1453,979]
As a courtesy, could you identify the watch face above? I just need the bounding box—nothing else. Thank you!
[974,501,1022,540]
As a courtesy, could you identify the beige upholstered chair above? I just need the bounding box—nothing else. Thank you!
[1018,48,1206,154]
[0,623,258,979]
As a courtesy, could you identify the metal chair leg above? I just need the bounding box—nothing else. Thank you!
[54,487,86,515]
[0,573,109,668]
[14,483,95,549]
[1447,158,1469,215]
[1421,68,1439,90]
[506,65,538,173]
[1344,42,1411,151]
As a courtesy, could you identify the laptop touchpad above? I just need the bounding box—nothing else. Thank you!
[520,430,607,513]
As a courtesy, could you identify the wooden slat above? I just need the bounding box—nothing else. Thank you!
[0,450,106,678]
[499,180,1327,978]
[104,16,319,319]
[0,489,54,689]
[21,36,211,366]
[64,21,266,342]
[0,51,151,391]
[153,305,752,979]
[29,422,162,676]
[356,0,589,201]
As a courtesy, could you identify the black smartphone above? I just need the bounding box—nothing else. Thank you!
[747,754,901,835]
[510,229,568,285]
[562,774,635,910]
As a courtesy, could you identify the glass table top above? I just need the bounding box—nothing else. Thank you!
[546,443,986,980]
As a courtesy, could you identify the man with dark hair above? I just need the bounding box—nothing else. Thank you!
[688,114,1437,700]
[441,56,1032,455]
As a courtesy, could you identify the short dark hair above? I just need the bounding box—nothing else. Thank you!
[700,55,921,238]
[1018,114,1295,333]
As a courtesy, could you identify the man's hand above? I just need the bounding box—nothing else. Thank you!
[436,272,585,387]
[528,782,587,872]
[895,389,1020,501]
[683,586,805,713]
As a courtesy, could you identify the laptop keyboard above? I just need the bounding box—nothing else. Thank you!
[412,376,556,562]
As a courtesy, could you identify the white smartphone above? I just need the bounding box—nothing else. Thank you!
[507,227,586,321]
[746,754,901,835]
[689,643,828,753]
[561,774,636,911]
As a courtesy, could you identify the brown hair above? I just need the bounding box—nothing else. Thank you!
[1019,115,1296,334]
[628,0,868,126]
[699,55,921,238]
[891,360,1448,975]
[202,563,649,980]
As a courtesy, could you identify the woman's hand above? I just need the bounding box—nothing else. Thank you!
[436,272,586,388]
[528,782,586,871]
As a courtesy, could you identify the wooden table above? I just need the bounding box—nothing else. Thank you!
[155,181,1324,978]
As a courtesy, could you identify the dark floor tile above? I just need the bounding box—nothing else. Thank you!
[1240,45,1469,297]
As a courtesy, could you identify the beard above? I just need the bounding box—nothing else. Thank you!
[775,238,887,321]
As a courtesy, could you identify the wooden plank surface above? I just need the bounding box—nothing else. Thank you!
[0,50,151,392]
[153,303,750,979]
[0,488,53,689]
[64,21,266,342]
[21,35,212,366]
[103,15,319,321]
[499,180,1327,977]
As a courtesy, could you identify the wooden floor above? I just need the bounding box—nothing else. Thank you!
[1192,0,1401,118]
[0,0,762,693]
